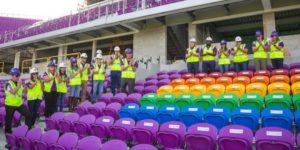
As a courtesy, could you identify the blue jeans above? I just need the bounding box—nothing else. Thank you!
[57,93,65,111]
[234,61,248,72]
[219,64,230,73]
[28,100,41,126]
[187,62,199,74]
[70,85,81,98]
[271,58,284,69]
[202,61,215,74]
[111,71,121,95]
[92,80,104,103]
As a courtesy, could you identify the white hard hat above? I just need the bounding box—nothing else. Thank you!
[96,54,103,59]
[206,37,213,41]
[114,46,120,51]
[190,38,196,42]
[80,53,88,58]
[58,62,66,68]
[29,67,38,74]
[235,36,242,42]
[96,49,102,54]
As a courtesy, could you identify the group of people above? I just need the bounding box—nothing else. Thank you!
[186,30,288,74]
[3,46,138,134]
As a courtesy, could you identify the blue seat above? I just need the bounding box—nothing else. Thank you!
[118,103,139,120]
[231,106,260,131]
[295,109,300,132]
[204,106,230,130]
[262,107,293,131]
[157,104,180,124]
[136,104,158,121]
[179,105,203,127]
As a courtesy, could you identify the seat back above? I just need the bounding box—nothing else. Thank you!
[157,85,173,96]
[175,93,194,108]
[185,78,200,87]
[233,76,250,86]
[207,84,225,97]
[240,93,264,111]
[200,77,216,87]
[216,93,239,111]
[53,132,79,150]
[270,75,290,84]
[119,103,140,120]
[170,78,185,87]
[231,107,260,130]
[131,119,159,144]
[157,121,186,149]
[194,93,216,110]
[292,82,300,95]
[216,77,233,87]
[136,104,158,121]
[246,82,267,97]
[173,85,190,96]
[262,107,293,130]
[157,105,180,124]
[33,130,59,150]
[76,136,102,150]
[251,76,269,85]
[157,93,176,107]
[101,139,128,150]
[110,118,135,141]
[238,71,253,78]
[140,93,157,106]
[268,82,291,95]
[265,93,292,109]
[190,85,207,97]
[90,116,114,139]
[179,106,203,127]
[226,83,245,97]
[204,106,230,130]
[254,70,271,77]
[102,102,122,119]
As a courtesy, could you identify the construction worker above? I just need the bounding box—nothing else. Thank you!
[91,54,106,103]
[78,53,90,102]
[68,57,83,111]
[201,37,217,73]
[26,67,43,126]
[56,63,68,112]
[108,46,122,95]
[186,38,200,74]
[231,36,249,72]
[43,61,58,118]
[121,48,138,94]
[4,68,31,133]
[218,40,231,73]
[253,30,268,71]
[266,31,285,69]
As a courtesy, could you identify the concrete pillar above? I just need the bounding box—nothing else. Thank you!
[14,51,20,68]
[263,12,276,38]
[188,23,198,43]
[92,40,97,58]
[58,46,64,63]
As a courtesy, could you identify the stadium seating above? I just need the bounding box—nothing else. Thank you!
[178,106,203,127]
[189,84,207,96]
[140,93,157,106]
[157,105,180,124]
[156,93,176,107]
[226,83,245,97]
[194,93,216,110]
[251,76,270,85]
[207,84,225,97]
[173,85,189,96]
[200,77,216,87]
[268,82,291,95]
[216,76,233,87]
[265,93,292,109]
[231,107,259,130]
[233,76,250,86]
[136,104,158,121]
[131,119,159,145]
[246,82,267,97]
[174,93,194,108]
[204,106,230,130]
[240,93,264,111]
[157,121,186,149]
[262,107,293,130]
[216,93,239,111]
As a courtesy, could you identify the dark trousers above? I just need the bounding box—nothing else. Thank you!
[271,58,284,69]
[202,62,215,74]
[5,105,31,133]
[234,61,248,72]
[44,92,58,118]
[110,71,121,95]
[27,100,41,126]
[121,78,135,94]
[187,62,199,74]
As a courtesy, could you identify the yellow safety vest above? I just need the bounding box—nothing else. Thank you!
[270,40,284,59]
[44,72,58,93]
[233,44,248,63]
[253,40,267,59]
[121,58,135,79]
[186,47,200,63]
[111,55,122,71]
[93,63,106,81]
[69,67,82,86]
[218,51,230,65]
[27,80,43,100]
[57,74,68,93]
[4,80,23,107]
[202,46,216,61]
[78,63,90,81]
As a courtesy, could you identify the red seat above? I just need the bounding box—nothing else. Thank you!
[254,70,271,77]
[181,73,194,80]
[290,68,300,76]
[271,69,289,76]
[238,71,253,78]
[208,72,222,79]
[195,73,208,80]
[223,71,238,79]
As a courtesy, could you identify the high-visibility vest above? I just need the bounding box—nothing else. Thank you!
[27,80,43,100]
[78,63,90,81]
[202,46,216,61]
[93,63,106,81]
[121,58,135,79]
[57,74,68,93]
[253,40,267,59]
[270,40,284,59]
[233,44,248,63]
[218,51,230,65]
[69,67,82,86]
[186,47,200,63]
[4,80,23,107]
[111,55,122,71]
[44,72,58,93]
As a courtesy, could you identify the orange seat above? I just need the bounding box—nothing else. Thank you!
[268,82,291,95]
[226,83,245,97]
[291,74,300,84]
[170,78,185,87]
[233,76,250,86]
[157,85,173,96]
[207,84,225,97]
[216,77,233,87]
[292,82,300,95]
[190,85,207,97]
[246,83,267,97]
[200,77,216,87]
[173,85,190,96]
[270,75,290,84]
[251,76,269,85]
[185,78,200,87]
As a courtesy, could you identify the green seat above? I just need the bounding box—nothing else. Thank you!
[265,93,292,109]
[140,93,158,106]
[240,93,264,111]
[216,93,239,111]
[293,94,300,110]
[194,93,216,110]
[175,93,194,108]
[157,93,176,108]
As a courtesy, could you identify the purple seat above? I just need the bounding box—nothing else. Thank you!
[157,121,187,149]
[158,74,169,80]
[102,139,128,150]
[143,86,158,95]
[145,75,157,81]
[145,79,158,86]
[102,102,122,119]
[255,127,294,150]
[185,123,218,150]
[169,74,181,81]
[168,70,179,75]
[218,125,253,150]
[111,93,127,104]
[5,125,28,150]
[33,129,59,150]
[297,132,300,149]
[157,79,171,87]
[135,80,145,86]
[76,136,102,150]
[45,112,65,130]
[157,71,168,76]
[74,114,96,138]
[179,69,189,75]
[131,144,158,150]
[58,113,80,133]
[109,118,135,141]
[87,102,106,118]
[90,116,114,140]
[124,93,142,104]
[290,62,300,70]
[74,101,93,116]
[134,86,144,94]
[131,119,159,144]
[19,127,43,150]
[50,132,79,150]
[98,93,113,104]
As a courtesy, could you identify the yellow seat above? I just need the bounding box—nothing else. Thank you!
[268,82,290,95]
[190,85,207,97]
[173,85,190,96]
[207,84,225,97]
[246,83,267,97]
[170,78,185,87]
[216,77,233,87]
[292,82,300,95]
[226,83,245,97]
[157,85,173,96]
[233,76,250,86]
[200,77,216,87]
[185,78,200,87]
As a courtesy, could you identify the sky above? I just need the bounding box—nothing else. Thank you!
[0,0,84,20]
